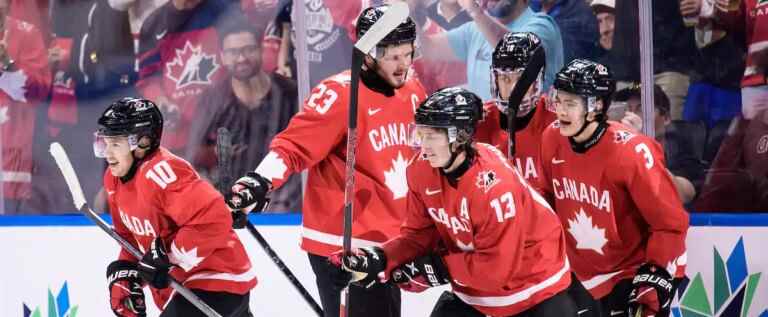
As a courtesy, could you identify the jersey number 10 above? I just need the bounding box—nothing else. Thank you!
[146,161,178,189]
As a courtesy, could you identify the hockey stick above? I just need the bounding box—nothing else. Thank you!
[215,128,324,317]
[49,142,223,317]
[340,3,410,316]
[504,44,545,158]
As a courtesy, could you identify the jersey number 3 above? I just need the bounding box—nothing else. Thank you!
[634,143,654,169]
[146,161,178,189]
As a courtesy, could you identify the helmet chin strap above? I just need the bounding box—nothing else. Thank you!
[441,143,475,185]
[119,137,158,183]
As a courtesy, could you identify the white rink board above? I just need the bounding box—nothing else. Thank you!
[2,217,768,317]
[0,225,448,317]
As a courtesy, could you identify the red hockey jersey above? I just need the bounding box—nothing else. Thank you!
[1,16,51,201]
[475,97,556,182]
[255,70,427,256]
[717,0,768,87]
[383,144,570,317]
[137,0,232,150]
[538,121,689,299]
[105,148,256,307]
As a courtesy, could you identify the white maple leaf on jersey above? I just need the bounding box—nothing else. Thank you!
[0,70,28,102]
[384,151,409,199]
[255,151,288,182]
[567,208,608,255]
[169,242,205,272]
[456,239,475,251]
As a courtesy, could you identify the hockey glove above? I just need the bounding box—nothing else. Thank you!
[328,247,388,289]
[107,260,147,317]
[390,253,451,293]
[628,263,675,317]
[137,237,172,289]
[227,172,270,228]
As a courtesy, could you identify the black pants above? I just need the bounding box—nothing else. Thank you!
[429,285,579,317]
[160,289,252,317]
[308,253,401,317]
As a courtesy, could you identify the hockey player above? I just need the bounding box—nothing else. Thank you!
[98,98,256,317]
[538,59,689,317]
[475,32,556,183]
[225,4,426,317]
[330,87,576,317]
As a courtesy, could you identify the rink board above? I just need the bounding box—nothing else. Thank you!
[1,213,767,317]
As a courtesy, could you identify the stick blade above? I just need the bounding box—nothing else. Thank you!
[49,142,87,210]
[354,2,410,54]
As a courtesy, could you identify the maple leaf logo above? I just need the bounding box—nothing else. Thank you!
[475,170,500,193]
[567,208,608,255]
[169,242,205,272]
[614,130,635,144]
[165,41,219,89]
[384,151,409,199]
[255,151,288,182]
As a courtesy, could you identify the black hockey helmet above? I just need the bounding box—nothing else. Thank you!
[356,4,416,49]
[96,97,163,157]
[415,87,483,143]
[553,59,615,113]
[492,32,545,72]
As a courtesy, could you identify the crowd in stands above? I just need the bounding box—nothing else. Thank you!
[0,0,764,214]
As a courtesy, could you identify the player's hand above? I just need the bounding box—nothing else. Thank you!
[226,172,271,228]
[138,237,172,289]
[107,260,147,317]
[390,253,451,293]
[328,247,388,289]
[628,263,675,317]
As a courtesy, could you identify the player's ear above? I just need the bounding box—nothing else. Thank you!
[363,55,375,70]
[134,136,153,158]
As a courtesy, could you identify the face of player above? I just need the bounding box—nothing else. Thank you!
[103,136,135,177]
[221,32,262,81]
[553,90,590,137]
[416,126,454,168]
[494,70,541,117]
[373,42,414,88]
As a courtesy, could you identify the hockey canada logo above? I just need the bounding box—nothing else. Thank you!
[166,41,219,89]
[475,170,500,193]
[22,281,79,317]
[614,130,635,144]
[672,237,767,317]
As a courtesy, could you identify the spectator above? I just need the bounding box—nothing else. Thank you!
[42,0,139,214]
[187,19,301,212]
[406,0,469,93]
[529,0,600,61]
[590,0,614,61]
[273,0,293,78]
[418,0,563,99]
[0,0,51,213]
[422,0,473,30]
[606,0,697,122]
[695,109,768,212]
[614,84,703,204]
[136,0,238,152]
[714,0,768,120]
[681,0,744,166]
